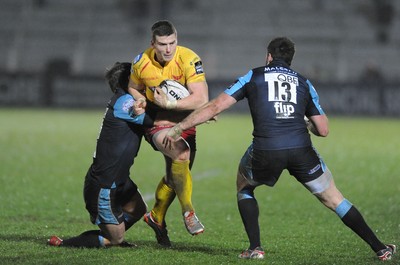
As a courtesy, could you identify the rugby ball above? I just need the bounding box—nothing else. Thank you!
[159,80,190,101]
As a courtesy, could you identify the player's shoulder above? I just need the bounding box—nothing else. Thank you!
[132,47,152,67]
[177,45,197,54]
[176,46,204,75]
[114,93,135,111]
[176,46,201,63]
[252,66,266,75]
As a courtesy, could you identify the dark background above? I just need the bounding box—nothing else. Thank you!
[1,0,399,115]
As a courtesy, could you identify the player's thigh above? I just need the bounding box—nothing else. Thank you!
[152,128,190,160]
[237,145,285,188]
[84,177,125,225]
[288,147,345,209]
[83,177,103,224]
[121,191,147,216]
[118,178,147,214]
[288,146,326,184]
[119,178,138,205]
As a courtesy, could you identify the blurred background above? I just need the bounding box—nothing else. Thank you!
[0,0,399,115]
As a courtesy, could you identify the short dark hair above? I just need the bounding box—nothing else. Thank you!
[105,62,131,93]
[267,37,295,66]
[151,20,177,42]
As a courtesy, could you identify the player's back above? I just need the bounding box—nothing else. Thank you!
[251,63,312,150]
[91,89,143,186]
[226,59,323,150]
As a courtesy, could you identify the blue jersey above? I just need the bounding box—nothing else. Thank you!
[87,88,153,188]
[224,59,324,150]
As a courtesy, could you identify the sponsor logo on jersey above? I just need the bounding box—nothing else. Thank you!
[274,102,295,118]
[133,53,143,65]
[122,98,134,112]
[265,73,298,119]
[265,66,297,76]
[194,61,204,74]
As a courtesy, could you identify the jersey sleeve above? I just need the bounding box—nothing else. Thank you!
[223,70,253,101]
[305,79,325,116]
[113,94,153,126]
[182,48,206,84]
[130,52,145,86]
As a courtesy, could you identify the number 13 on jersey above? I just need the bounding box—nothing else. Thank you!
[265,73,298,104]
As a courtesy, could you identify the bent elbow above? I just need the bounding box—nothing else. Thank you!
[318,128,329,137]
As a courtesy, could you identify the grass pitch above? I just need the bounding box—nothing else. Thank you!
[0,108,399,264]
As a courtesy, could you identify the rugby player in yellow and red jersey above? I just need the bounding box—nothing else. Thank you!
[128,20,209,247]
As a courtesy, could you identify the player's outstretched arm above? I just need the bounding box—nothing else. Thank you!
[163,93,236,149]
[181,81,209,109]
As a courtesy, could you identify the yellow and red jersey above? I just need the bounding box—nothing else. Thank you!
[130,46,206,102]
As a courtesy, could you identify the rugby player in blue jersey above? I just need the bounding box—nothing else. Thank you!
[163,37,396,261]
[48,62,153,248]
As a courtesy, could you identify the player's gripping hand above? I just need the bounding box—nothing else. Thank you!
[163,123,183,150]
[132,97,146,115]
[154,86,177,110]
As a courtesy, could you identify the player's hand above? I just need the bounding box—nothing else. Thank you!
[154,87,177,109]
[133,98,146,115]
[163,124,183,149]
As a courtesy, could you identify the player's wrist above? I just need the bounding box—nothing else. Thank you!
[174,122,183,133]
[137,97,146,103]
[168,123,183,139]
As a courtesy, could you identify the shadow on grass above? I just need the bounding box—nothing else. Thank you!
[0,234,238,258]
[158,241,237,257]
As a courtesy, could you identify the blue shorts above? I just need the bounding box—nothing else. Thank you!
[83,177,138,225]
[239,144,327,187]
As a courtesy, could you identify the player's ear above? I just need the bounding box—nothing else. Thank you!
[266,53,273,64]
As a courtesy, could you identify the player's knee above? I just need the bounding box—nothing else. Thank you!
[109,227,126,245]
[108,234,124,245]
[315,188,345,211]
[101,221,127,243]
[159,142,190,161]
[101,229,125,246]
[236,172,247,192]
[175,149,190,161]
[237,189,255,201]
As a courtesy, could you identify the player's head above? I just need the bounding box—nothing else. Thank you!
[151,20,178,64]
[105,62,131,93]
[266,37,295,66]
